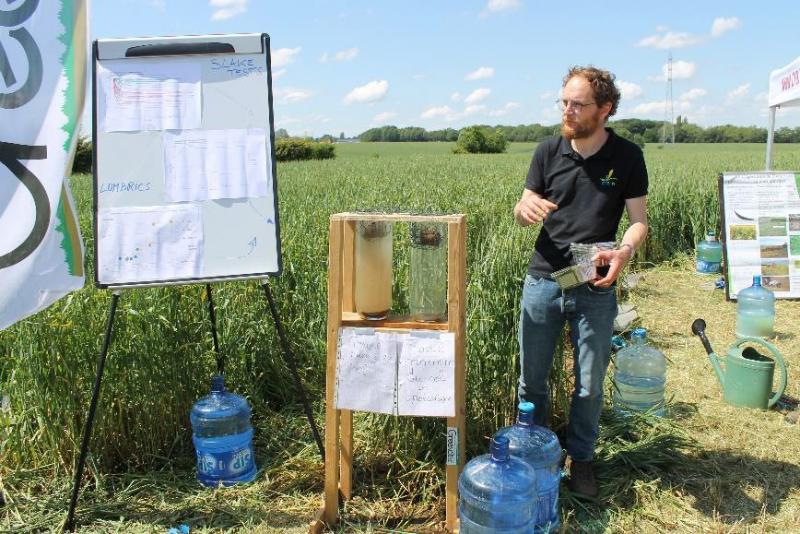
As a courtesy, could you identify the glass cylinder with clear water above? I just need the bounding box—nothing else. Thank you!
[458,436,538,533]
[355,221,393,320]
[409,222,447,322]
[191,375,256,486]
[736,275,775,338]
[696,230,723,274]
[613,328,667,416]
[494,402,562,533]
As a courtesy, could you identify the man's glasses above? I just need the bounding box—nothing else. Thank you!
[557,99,597,113]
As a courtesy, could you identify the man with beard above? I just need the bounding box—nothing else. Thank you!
[513,66,649,498]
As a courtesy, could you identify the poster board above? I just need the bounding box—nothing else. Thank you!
[92,33,281,288]
[719,171,800,300]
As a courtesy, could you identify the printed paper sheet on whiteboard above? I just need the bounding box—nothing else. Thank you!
[97,59,202,132]
[97,205,204,284]
[163,128,270,202]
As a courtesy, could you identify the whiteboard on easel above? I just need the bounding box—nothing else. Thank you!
[92,33,281,288]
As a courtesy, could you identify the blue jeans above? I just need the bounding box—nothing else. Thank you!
[518,274,617,462]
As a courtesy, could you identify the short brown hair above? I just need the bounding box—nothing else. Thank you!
[563,66,621,118]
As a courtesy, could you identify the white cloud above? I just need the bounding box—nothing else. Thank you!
[451,92,462,102]
[669,60,696,80]
[632,101,667,115]
[412,73,425,80]
[209,0,247,21]
[617,81,643,100]
[273,47,301,68]
[636,31,704,49]
[711,17,742,37]
[540,91,555,101]
[373,111,397,123]
[483,0,522,14]
[464,88,491,104]
[272,69,287,80]
[320,48,359,63]
[274,87,313,104]
[146,0,166,11]
[421,106,453,119]
[465,67,495,81]
[655,25,669,33]
[727,83,750,101]
[488,101,521,117]
[631,99,694,117]
[754,91,769,103]
[680,88,707,100]
[344,80,389,104]
[463,104,487,116]
[335,47,359,61]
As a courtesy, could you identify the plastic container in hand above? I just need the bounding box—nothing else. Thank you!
[613,328,667,416]
[736,275,775,338]
[458,436,538,533]
[494,402,562,533]
[190,375,256,486]
[695,231,723,274]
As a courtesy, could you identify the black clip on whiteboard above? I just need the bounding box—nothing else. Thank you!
[92,33,281,288]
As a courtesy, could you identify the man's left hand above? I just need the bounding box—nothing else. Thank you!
[591,245,633,287]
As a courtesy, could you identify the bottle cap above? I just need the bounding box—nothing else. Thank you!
[632,327,647,340]
[518,401,535,413]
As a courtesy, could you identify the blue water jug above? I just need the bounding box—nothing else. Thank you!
[613,328,667,416]
[458,436,538,533]
[190,375,256,486]
[736,275,775,338]
[494,402,562,533]
[696,231,722,274]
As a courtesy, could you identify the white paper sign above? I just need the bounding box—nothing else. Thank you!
[98,59,202,132]
[397,331,456,417]
[163,128,270,202]
[97,205,204,284]
[335,328,456,417]
[335,329,397,414]
[769,56,800,108]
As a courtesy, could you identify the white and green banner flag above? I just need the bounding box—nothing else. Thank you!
[0,0,87,330]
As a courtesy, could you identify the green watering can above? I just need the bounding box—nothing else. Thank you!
[691,318,788,409]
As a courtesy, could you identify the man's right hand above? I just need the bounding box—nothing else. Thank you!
[514,190,558,226]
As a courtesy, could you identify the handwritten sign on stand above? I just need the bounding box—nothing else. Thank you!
[335,328,397,414]
[335,327,455,417]
[398,331,455,417]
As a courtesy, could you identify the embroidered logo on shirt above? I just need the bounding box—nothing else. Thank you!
[600,169,618,188]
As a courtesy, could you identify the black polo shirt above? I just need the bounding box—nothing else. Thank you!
[524,128,648,277]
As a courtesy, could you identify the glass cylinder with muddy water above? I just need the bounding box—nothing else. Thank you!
[409,222,447,322]
[355,221,393,320]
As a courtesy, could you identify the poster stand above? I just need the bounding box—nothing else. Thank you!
[309,213,467,533]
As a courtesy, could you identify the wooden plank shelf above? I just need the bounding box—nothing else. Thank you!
[340,311,449,330]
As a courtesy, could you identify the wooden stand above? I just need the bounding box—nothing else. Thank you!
[310,213,467,533]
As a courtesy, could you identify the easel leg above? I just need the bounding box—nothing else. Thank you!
[63,291,120,532]
[261,279,325,461]
[205,284,223,375]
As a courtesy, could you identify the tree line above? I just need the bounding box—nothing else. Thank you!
[357,118,800,144]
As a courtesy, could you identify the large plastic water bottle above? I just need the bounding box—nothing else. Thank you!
[190,375,256,486]
[458,436,538,533]
[695,230,722,274]
[494,402,562,533]
[613,328,666,416]
[736,275,775,338]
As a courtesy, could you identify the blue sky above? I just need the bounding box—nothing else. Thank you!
[89,0,800,137]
